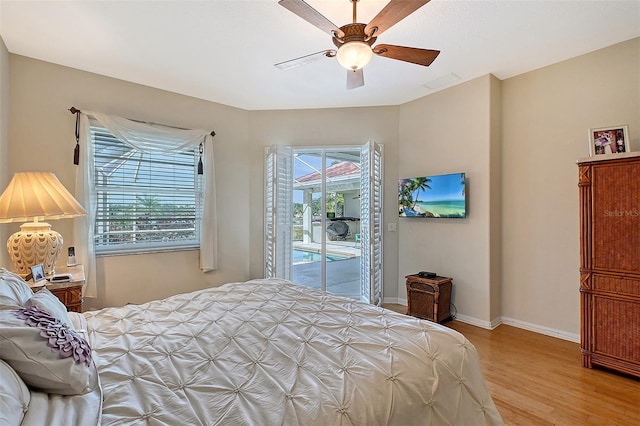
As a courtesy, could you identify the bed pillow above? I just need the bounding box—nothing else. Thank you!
[0,268,33,309]
[0,306,97,395]
[26,287,74,329]
[0,359,30,426]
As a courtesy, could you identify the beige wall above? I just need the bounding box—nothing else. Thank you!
[489,75,503,322]
[398,75,501,326]
[0,37,9,268]
[247,107,401,299]
[3,37,638,341]
[397,38,638,337]
[7,55,251,308]
[501,37,639,339]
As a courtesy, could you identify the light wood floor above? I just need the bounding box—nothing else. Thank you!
[382,304,640,425]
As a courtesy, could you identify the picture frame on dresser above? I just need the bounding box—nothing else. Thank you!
[588,125,629,156]
[30,263,46,285]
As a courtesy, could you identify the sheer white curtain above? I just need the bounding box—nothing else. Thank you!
[74,111,217,298]
[74,115,97,297]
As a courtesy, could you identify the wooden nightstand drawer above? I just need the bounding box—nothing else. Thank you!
[405,275,452,323]
[44,265,86,313]
[48,284,83,312]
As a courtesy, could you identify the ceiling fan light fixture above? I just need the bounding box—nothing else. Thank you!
[336,41,373,71]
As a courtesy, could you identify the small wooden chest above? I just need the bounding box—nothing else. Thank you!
[405,275,452,323]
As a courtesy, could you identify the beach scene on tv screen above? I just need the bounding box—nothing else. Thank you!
[399,173,466,218]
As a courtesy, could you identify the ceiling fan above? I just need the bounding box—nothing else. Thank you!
[275,0,440,89]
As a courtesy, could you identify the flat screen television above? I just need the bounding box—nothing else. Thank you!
[398,172,466,218]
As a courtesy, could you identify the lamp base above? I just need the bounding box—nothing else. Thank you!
[6,222,63,277]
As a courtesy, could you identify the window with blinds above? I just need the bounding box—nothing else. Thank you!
[91,122,202,254]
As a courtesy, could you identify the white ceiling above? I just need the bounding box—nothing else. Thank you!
[1,0,639,111]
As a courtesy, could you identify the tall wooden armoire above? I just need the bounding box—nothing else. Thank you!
[577,152,640,377]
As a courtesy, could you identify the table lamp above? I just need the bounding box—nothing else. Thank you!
[0,172,86,277]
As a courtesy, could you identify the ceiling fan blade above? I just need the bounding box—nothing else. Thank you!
[275,50,336,71]
[373,44,440,67]
[278,0,345,38]
[346,68,364,90]
[364,0,430,38]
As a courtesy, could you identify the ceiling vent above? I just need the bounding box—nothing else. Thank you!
[423,73,461,90]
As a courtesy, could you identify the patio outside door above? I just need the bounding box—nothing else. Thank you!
[265,142,383,305]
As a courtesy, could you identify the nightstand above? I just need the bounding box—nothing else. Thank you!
[405,274,452,323]
[31,265,85,313]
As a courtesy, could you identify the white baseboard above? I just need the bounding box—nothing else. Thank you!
[454,314,579,343]
[453,314,501,330]
[500,316,580,343]
[382,297,406,305]
[383,302,579,343]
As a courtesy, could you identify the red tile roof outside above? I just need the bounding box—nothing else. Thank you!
[296,161,360,183]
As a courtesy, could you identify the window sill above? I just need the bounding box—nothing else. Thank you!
[96,247,199,257]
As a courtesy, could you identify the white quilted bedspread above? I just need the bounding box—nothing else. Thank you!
[84,278,502,425]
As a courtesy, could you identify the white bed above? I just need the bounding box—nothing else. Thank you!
[1,271,502,425]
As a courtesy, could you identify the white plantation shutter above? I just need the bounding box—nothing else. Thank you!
[361,141,384,305]
[360,144,371,303]
[265,148,276,278]
[371,142,383,305]
[264,146,293,279]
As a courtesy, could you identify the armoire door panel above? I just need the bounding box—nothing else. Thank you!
[591,162,640,272]
[593,296,640,363]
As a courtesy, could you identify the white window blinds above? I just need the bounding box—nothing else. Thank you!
[91,121,202,253]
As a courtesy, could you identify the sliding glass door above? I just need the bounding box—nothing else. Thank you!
[265,142,382,304]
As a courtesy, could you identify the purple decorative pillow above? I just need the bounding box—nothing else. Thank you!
[0,306,97,395]
[16,306,92,367]
[26,286,74,329]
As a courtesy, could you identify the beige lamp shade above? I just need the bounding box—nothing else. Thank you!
[0,172,86,223]
[0,172,87,277]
